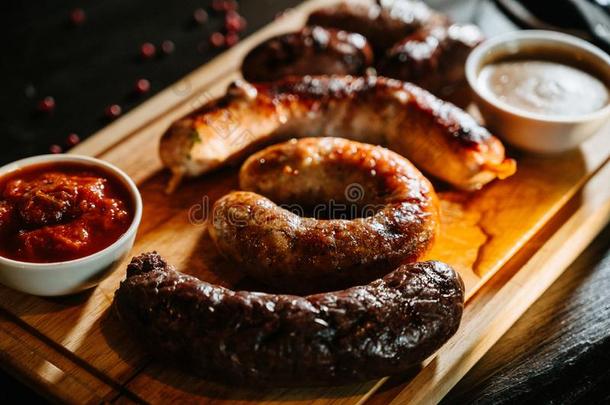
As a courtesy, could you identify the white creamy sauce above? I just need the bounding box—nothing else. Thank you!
[479,59,609,117]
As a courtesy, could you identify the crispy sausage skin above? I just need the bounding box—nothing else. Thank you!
[114,252,465,386]
[242,26,373,83]
[160,75,515,192]
[307,0,448,51]
[209,138,438,293]
[377,23,484,95]
[241,0,481,97]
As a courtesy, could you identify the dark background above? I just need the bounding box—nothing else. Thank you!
[1,0,609,403]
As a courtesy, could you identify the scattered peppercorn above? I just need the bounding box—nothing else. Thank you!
[105,104,122,119]
[212,0,238,12]
[225,32,240,47]
[24,84,36,98]
[223,0,239,11]
[49,144,63,154]
[70,8,86,26]
[38,96,55,113]
[66,133,80,147]
[161,40,175,55]
[193,8,208,25]
[135,79,151,94]
[209,32,225,48]
[140,42,156,59]
[225,11,246,32]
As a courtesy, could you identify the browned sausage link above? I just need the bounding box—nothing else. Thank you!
[307,0,448,51]
[160,75,516,192]
[209,138,438,293]
[242,26,373,83]
[305,0,481,98]
[114,252,465,386]
[377,23,484,95]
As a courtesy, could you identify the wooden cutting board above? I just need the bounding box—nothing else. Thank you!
[1,0,609,403]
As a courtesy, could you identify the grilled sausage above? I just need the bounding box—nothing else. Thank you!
[114,252,465,386]
[242,26,373,83]
[160,75,515,192]
[241,0,479,98]
[209,138,438,293]
[377,23,484,95]
[307,0,448,51]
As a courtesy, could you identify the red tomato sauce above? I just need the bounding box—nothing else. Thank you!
[0,162,134,263]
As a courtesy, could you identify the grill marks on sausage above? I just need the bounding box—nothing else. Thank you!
[378,23,484,94]
[307,0,443,52]
[241,0,483,95]
[160,76,515,192]
[242,26,373,83]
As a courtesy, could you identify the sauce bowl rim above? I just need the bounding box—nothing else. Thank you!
[466,29,610,124]
[0,154,143,269]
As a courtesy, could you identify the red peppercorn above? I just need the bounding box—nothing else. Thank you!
[140,42,156,59]
[66,133,80,146]
[193,8,208,24]
[209,32,225,48]
[161,40,175,55]
[70,8,86,26]
[105,104,122,119]
[38,96,55,113]
[49,144,63,154]
[225,11,246,32]
[223,0,238,11]
[225,32,240,47]
[135,79,151,94]
[212,0,237,12]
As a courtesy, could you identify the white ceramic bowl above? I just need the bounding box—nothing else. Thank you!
[466,30,610,153]
[0,154,142,296]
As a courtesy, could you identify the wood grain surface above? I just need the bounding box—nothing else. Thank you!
[367,155,610,405]
[442,224,610,405]
[1,0,609,403]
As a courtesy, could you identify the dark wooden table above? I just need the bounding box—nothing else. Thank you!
[1,0,609,403]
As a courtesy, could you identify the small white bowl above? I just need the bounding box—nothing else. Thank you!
[0,154,142,296]
[466,30,610,153]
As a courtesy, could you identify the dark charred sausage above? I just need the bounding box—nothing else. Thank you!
[113,252,465,386]
[242,26,373,83]
[209,138,439,294]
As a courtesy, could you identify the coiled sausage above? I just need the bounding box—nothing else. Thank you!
[209,137,438,293]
